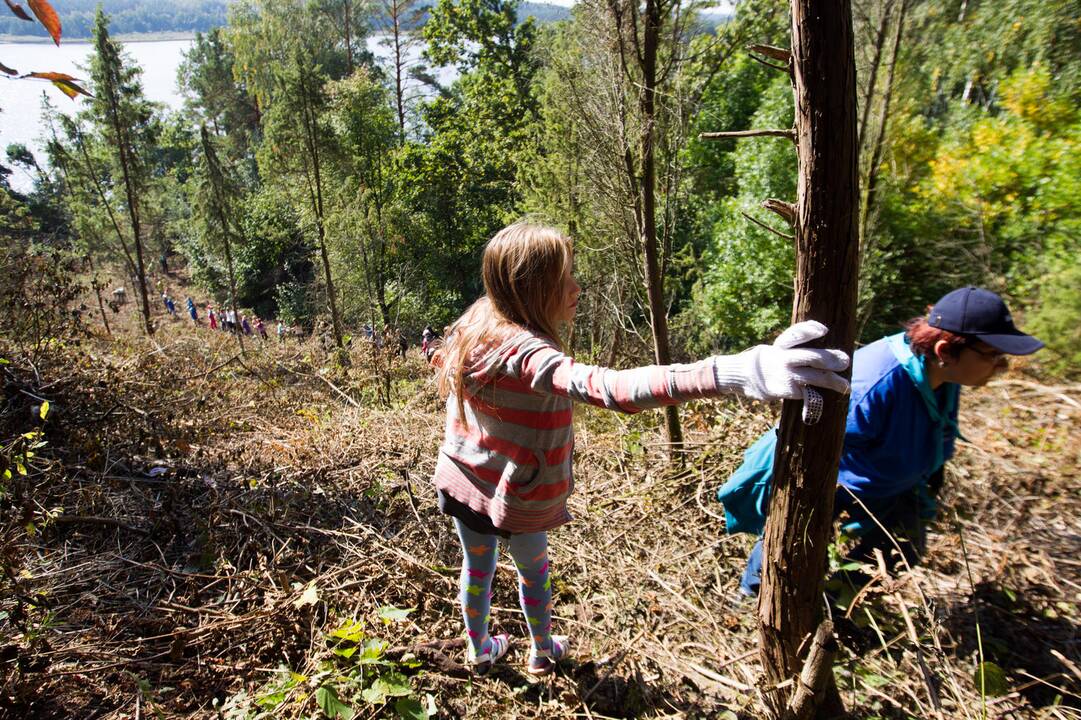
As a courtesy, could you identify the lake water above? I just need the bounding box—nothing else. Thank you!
[0,35,446,192]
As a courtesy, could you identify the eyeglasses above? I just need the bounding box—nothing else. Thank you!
[966,344,1004,361]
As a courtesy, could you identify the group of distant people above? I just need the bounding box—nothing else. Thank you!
[156,285,439,356]
[158,290,286,343]
[206,305,284,343]
[350,323,439,360]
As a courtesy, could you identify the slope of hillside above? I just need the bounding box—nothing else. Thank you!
[0,270,1077,718]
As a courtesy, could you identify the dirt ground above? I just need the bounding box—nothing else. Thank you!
[1,293,1078,720]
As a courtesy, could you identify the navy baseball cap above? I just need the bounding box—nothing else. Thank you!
[927,287,1044,355]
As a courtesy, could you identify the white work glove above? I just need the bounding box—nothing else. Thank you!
[713,320,850,422]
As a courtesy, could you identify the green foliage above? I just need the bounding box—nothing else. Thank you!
[848,3,1080,346]
[0,0,229,39]
[914,0,1081,108]
[377,605,414,624]
[275,280,316,328]
[317,685,355,719]
[424,0,539,105]
[973,660,1009,698]
[0,242,84,356]
[4,143,67,237]
[857,64,1081,358]
[392,0,542,317]
[324,69,419,329]
[235,191,315,319]
[675,0,1078,368]
[919,67,1079,293]
[184,185,314,321]
[682,19,786,210]
[227,0,361,112]
[1028,261,1081,377]
[19,0,1078,383]
[1,427,47,496]
[219,615,430,720]
[87,8,161,190]
[178,28,261,167]
[685,76,797,351]
[0,0,572,40]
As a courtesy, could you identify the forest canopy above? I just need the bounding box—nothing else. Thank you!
[1,0,1076,370]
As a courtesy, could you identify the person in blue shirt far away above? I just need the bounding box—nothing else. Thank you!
[719,287,1044,597]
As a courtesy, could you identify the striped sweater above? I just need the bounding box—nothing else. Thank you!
[433,330,750,534]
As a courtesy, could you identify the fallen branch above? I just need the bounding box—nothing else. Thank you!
[53,515,148,536]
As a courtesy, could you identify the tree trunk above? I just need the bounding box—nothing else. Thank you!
[72,133,138,278]
[105,91,153,337]
[200,126,245,355]
[638,0,683,453]
[105,102,153,337]
[390,0,406,139]
[344,0,354,74]
[859,0,908,243]
[856,0,909,337]
[297,64,345,350]
[49,140,113,337]
[856,0,893,149]
[87,255,112,336]
[757,1,859,718]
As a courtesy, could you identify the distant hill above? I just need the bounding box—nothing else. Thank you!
[518,2,571,24]
[0,0,572,40]
[0,0,228,39]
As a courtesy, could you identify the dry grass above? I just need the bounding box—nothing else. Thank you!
[0,303,1078,719]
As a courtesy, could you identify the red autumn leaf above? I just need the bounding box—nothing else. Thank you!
[27,0,60,45]
[0,61,17,76]
[3,0,32,22]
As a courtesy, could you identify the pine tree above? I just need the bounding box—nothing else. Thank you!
[87,8,157,336]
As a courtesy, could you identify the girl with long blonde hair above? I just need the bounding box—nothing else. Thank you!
[433,221,850,676]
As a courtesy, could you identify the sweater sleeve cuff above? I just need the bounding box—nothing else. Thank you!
[711,353,750,396]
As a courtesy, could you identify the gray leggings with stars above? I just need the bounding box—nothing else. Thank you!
[452,518,555,659]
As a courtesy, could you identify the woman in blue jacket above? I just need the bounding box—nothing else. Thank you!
[720,287,1043,596]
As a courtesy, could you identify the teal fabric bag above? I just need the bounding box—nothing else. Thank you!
[716,429,777,535]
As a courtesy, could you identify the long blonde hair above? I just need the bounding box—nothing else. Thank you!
[436,222,573,413]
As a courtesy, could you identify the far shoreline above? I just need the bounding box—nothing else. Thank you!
[0,31,198,43]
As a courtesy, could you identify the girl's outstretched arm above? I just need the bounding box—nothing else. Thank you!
[507,321,849,413]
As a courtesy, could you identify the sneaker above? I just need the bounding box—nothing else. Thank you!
[527,635,569,676]
[469,633,510,677]
[731,586,757,609]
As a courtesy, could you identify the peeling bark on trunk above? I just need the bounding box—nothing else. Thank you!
[757,1,860,718]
